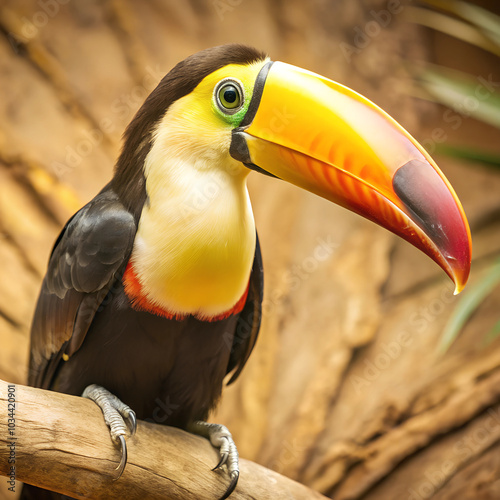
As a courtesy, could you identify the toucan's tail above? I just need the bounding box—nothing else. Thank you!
[20,484,72,500]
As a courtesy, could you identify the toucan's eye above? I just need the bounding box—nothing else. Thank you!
[220,85,239,108]
[215,79,244,115]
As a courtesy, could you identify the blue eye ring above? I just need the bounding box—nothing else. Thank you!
[214,78,245,115]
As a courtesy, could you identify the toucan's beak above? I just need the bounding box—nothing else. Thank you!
[231,61,472,293]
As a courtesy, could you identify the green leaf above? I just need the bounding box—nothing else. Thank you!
[417,66,500,129]
[483,318,500,346]
[435,144,500,170]
[407,6,500,56]
[438,258,500,354]
[421,0,500,50]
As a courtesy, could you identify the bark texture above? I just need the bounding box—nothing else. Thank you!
[0,380,327,499]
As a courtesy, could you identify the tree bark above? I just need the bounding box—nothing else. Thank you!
[0,379,326,500]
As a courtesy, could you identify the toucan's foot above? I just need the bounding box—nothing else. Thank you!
[82,384,136,479]
[188,421,239,499]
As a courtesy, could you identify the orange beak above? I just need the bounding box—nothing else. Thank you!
[231,61,471,293]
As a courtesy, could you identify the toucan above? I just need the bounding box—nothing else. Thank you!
[23,44,471,499]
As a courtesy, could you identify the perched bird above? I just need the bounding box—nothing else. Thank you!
[22,44,471,499]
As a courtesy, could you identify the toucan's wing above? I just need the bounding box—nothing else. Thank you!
[29,187,136,389]
[226,233,264,384]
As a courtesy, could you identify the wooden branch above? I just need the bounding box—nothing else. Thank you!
[0,379,327,499]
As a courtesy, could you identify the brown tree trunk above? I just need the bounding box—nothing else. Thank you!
[0,380,327,499]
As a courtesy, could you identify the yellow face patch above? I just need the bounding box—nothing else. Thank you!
[130,60,268,319]
[193,60,269,126]
[146,61,268,170]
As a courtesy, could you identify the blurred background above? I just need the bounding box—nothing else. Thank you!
[1,0,500,498]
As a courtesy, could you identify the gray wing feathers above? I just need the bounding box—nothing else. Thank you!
[29,191,136,387]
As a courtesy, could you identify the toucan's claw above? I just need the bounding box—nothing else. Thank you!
[115,435,127,480]
[188,421,240,499]
[127,409,137,436]
[82,384,135,479]
[213,449,228,470]
[219,470,239,500]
